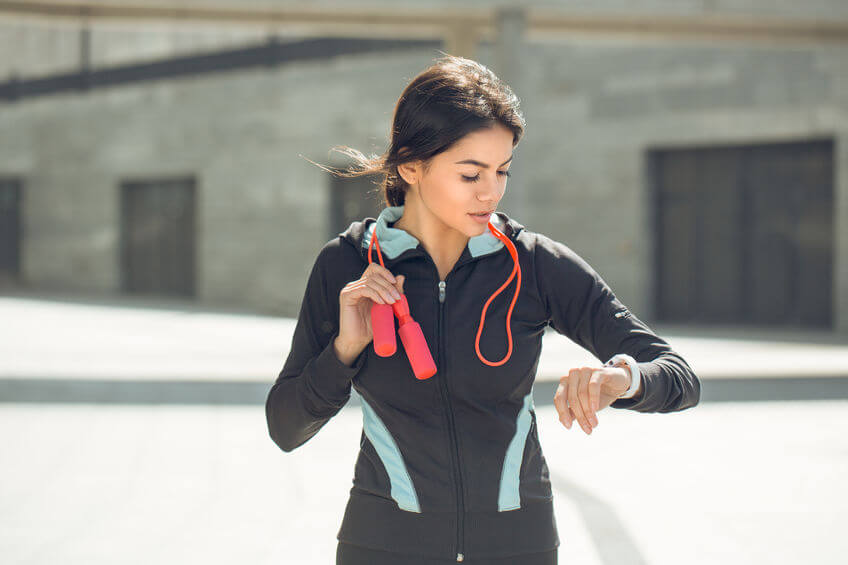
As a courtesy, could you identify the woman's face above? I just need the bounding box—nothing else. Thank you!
[403,123,514,238]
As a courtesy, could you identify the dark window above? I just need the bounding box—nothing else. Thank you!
[0,178,22,285]
[328,172,384,242]
[120,177,197,298]
[650,138,834,329]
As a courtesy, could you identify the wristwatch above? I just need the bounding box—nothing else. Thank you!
[604,353,641,399]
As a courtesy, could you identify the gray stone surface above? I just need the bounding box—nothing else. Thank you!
[0,399,845,564]
[1,293,847,563]
[3,292,848,385]
[1,3,847,325]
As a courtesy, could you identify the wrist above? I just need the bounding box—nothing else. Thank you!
[605,354,642,399]
[613,365,632,397]
[333,336,362,367]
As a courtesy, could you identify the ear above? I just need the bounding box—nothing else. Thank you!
[396,160,420,186]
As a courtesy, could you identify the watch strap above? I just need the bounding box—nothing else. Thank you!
[604,353,641,399]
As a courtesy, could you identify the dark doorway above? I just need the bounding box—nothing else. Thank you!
[120,178,196,298]
[650,138,834,329]
[328,172,384,242]
[0,178,22,286]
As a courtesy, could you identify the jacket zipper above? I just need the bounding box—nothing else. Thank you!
[437,278,465,562]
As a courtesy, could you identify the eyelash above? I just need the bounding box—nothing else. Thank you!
[462,171,511,183]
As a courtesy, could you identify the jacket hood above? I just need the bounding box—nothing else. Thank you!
[340,205,526,265]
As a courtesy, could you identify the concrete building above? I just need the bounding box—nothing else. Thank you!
[0,0,846,332]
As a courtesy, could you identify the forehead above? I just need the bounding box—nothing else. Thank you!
[446,124,513,156]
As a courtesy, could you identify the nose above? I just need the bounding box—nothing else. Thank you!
[477,178,502,203]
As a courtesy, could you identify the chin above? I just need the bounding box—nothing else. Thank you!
[471,223,490,235]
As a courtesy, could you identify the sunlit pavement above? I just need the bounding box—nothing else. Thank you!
[2,293,847,564]
[2,400,846,565]
[3,292,848,404]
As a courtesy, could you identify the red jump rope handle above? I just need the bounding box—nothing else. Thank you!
[371,302,397,357]
[392,295,437,380]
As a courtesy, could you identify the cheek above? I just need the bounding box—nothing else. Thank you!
[436,180,470,207]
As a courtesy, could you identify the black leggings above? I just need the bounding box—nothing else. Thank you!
[336,541,557,564]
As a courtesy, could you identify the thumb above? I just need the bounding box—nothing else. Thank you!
[395,274,405,294]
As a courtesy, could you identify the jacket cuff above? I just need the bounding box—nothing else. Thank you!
[305,332,368,409]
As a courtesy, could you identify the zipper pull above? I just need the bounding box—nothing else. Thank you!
[456,553,464,562]
[439,280,446,303]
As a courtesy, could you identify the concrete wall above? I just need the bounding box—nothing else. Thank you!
[0,20,269,78]
[506,38,847,331]
[0,49,437,315]
[0,2,846,328]
[2,0,847,78]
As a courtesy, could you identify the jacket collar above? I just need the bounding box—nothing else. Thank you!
[355,205,521,261]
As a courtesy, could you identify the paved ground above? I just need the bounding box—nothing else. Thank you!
[3,291,848,404]
[2,292,847,564]
[2,400,846,565]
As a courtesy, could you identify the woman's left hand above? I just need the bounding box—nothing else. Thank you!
[554,365,631,435]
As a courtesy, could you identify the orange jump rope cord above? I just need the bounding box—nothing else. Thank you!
[474,222,520,367]
[367,225,385,267]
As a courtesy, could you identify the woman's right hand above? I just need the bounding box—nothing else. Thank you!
[335,263,405,362]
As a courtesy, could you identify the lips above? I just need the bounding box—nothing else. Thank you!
[468,210,494,224]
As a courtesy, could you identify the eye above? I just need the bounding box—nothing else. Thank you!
[461,170,511,183]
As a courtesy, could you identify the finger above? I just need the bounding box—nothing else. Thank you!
[554,380,571,429]
[589,370,606,415]
[368,280,400,304]
[587,372,606,427]
[349,281,388,305]
[358,270,399,302]
[562,404,575,430]
[368,264,398,285]
[576,374,595,432]
[394,274,405,294]
[367,274,401,302]
[553,381,565,419]
[567,368,589,434]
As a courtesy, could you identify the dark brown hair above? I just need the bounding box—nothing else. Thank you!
[310,53,526,208]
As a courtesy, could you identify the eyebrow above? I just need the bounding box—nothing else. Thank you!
[454,154,514,168]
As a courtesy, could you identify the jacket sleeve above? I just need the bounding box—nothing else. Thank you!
[265,241,368,452]
[533,232,700,413]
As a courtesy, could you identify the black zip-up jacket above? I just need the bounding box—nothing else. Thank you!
[265,205,700,562]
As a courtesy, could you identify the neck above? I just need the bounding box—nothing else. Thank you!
[392,199,469,271]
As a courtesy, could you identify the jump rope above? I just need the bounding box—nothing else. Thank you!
[367,219,522,380]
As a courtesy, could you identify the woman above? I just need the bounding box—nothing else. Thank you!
[265,55,700,564]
